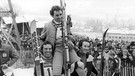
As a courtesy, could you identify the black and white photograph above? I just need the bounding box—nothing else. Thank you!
[0,0,135,76]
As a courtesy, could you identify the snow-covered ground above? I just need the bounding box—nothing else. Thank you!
[4,68,34,76]
[13,68,34,76]
[4,67,52,76]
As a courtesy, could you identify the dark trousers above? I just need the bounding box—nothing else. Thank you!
[114,73,120,76]
[34,63,44,76]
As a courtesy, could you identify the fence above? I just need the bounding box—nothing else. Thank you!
[94,58,135,76]
[120,62,135,76]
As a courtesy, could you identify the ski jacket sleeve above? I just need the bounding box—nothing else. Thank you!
[6,45,19,67]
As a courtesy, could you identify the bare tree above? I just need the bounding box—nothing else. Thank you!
[0,3,22,17]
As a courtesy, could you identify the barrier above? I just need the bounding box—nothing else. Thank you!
[94,58,135,76]
[120,62,135,76]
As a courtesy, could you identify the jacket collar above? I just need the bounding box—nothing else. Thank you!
[52,20,62,28]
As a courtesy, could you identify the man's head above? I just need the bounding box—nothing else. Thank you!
[104,47,109,53]
[40,41,53,58]
[132,49,135,56]
[50,5,63,22]
[115,47,121,54]
[109,50,115,58]
[129,41,135,51]
[78,39,90,53]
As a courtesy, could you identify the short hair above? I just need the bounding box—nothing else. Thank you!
[50,5,63,16]
[40,41,53,51]
[39,41,54,57]
[130,41,135,46]
[78,39,90,49]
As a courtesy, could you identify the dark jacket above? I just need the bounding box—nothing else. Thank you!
[0,44,19,67]
[71,51,98,76]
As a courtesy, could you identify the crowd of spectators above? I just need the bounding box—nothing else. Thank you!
[19,32,135,75]
[69,34,135,75]
[20,31,33,51]
[20,32,135,66]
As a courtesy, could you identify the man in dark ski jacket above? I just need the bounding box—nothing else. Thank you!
[71,39,98,76]
[0,39,19,76]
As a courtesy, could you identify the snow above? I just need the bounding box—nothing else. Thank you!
[3,16,36,24]
[13,68,34,76]
[5,67,52,76]
[4,68,34,76]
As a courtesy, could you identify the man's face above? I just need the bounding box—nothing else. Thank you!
[52,10,63,22]
[107,42,112,46]
[81,41,90,53]
[109,50,115,58]
[43,44,52,58]
[116,48,121,54]
[104,48,109,53]
[123,50,128,55]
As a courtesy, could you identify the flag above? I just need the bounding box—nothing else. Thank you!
[30,20,37,34]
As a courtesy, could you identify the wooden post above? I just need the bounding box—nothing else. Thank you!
[7,0,22,51]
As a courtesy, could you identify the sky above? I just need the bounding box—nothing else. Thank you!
[1,0,135,22]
